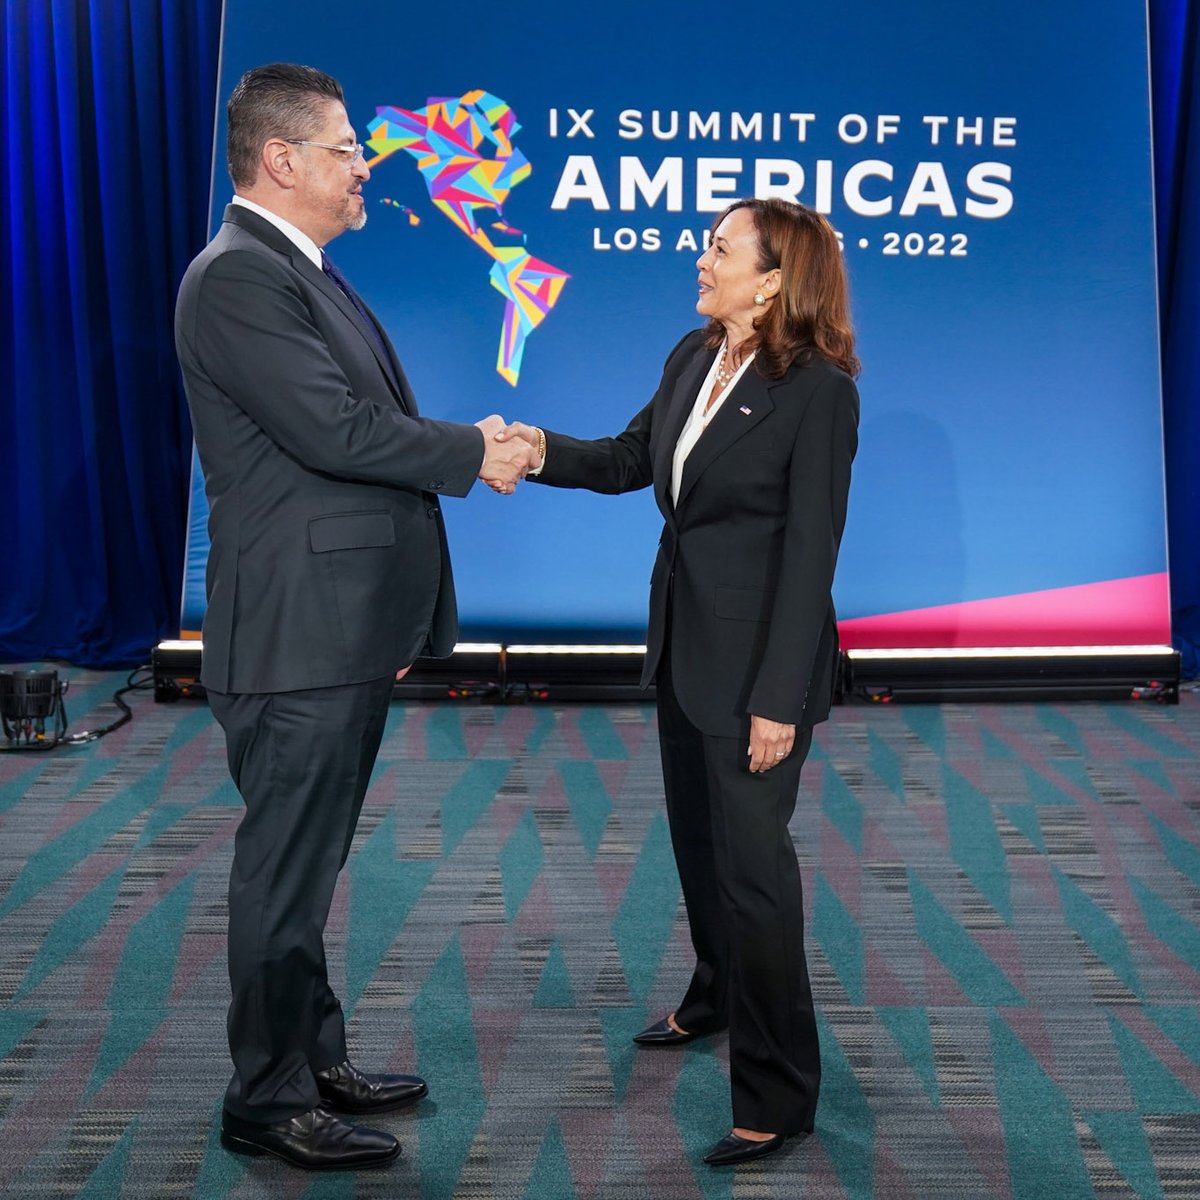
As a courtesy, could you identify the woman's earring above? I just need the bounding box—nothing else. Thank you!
[754,291,766,306]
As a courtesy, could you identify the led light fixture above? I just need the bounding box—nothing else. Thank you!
[1,668,69,749]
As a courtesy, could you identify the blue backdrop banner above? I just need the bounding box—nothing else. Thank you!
[182,0,1169,648]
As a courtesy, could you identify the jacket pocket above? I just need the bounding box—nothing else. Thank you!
[713,585,775,622]
[308,511,395,553]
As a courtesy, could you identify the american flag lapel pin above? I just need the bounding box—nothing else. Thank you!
[739,405,752,415]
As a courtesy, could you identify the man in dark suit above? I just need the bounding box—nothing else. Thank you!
[174,63,535,1172]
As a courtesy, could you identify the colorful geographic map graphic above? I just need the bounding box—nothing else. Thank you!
[366,90,569,386]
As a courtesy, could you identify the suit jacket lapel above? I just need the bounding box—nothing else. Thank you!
[222,205,411,413]
[674,370,775,510]
[290,251,412,412]
[654,345,715,519]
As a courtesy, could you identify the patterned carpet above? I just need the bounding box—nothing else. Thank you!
[0,669,1198,1199]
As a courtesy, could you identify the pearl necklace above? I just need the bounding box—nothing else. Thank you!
[715,344,738,387]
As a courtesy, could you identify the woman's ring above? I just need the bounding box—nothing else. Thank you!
[775,751,785,758]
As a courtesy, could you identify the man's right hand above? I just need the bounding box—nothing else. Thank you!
[493,421,541,450]
[490,421,544,494]
[475,414,538,493]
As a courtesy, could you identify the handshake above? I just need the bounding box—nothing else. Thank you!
[474,416,543,495]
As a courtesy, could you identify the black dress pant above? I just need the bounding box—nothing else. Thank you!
[656,654,820,1135]
[207,675,395,1123]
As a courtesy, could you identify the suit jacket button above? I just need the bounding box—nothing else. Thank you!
[428,479,443,489]
[426,507,438,518]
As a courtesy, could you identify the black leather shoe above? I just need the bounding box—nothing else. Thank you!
[220,1106,400,1171]
[315,1059,428,1114]
[703,1131,788,1166]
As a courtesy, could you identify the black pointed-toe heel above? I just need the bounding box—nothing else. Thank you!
[702,1131,788,1166]
[632,1017,699,1047]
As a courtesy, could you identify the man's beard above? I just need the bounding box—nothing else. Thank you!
[327,193,367,234]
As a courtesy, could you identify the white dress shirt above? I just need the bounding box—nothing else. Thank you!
[231,195,323,268]
[671,342,755,503]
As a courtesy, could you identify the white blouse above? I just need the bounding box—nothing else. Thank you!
[671,342,756,503]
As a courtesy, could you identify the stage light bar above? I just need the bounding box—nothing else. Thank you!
[843,645,1180,703]
[502,644,648,700]
[156,640,1180,706]
[848,644,1175,660]
[152,640,654,703]
[507,644,647,655]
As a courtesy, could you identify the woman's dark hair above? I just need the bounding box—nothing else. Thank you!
[703,197,860,379]
[226,63,345,189]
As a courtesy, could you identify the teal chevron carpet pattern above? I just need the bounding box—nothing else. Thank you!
[1,671,1198,1198]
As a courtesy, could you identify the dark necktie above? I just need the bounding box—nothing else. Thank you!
[321,250,391,365]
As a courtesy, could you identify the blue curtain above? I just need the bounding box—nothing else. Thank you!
[1151,0,1200,675]
[0,0,221,667]
[0,0,1196,669]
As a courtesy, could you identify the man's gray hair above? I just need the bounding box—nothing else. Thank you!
[226,63,345,189]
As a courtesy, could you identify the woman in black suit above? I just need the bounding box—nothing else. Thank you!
[497,198,859,1166]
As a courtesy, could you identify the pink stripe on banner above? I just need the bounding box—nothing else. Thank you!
[838,573,1171,649]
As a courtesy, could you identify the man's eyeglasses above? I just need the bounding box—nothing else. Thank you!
[285,139,365,166]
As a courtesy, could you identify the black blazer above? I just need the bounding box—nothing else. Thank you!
[174,204,483,693]
[535,329,859,737]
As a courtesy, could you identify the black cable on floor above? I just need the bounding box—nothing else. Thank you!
[63,666,155,745]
